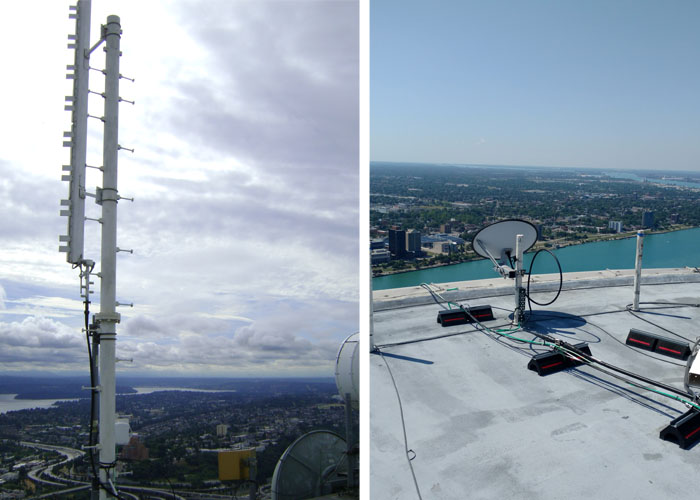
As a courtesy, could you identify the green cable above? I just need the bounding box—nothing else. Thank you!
[432,283,700,411]
[643,386,700,412]
[551,343,700,412]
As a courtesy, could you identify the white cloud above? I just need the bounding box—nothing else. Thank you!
[0,0,358,377]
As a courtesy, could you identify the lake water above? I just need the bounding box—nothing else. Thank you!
[0,387,238,414]
[0,394,79,414]
[131,387,237,395]
[373,227,700,290]
[606,171,700,189]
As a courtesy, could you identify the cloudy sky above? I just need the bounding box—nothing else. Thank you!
[372,0,700,170]
[0,0,359,377]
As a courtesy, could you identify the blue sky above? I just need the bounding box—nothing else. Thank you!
[371,0,700,170]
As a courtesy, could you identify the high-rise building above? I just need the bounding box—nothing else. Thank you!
[406,230,422,258]
[440,223,452,234]
[217,424,229,437]
[609,220,622,233]
[388,229,406,257]
[642,211,654,229]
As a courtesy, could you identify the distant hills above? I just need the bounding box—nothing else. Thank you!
[0,375,336,400]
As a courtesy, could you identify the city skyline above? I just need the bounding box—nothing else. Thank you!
[0,0,359,377]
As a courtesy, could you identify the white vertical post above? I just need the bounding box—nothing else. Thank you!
[633,230,644,311]
[96,15,121,500]
[369,255,376,351]
[62,0,91,264]
[345,393,355,489]
[514,234,524,323]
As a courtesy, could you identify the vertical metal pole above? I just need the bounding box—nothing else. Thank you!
[633,230,644,311]
[514,234,524,324]
[96,15,121,500]
[249,457,257,500]
[369,256,376,352]
[345,393,355,489]
[91,331,100,500]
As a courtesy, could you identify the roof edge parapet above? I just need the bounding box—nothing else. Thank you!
[373,268,700,311]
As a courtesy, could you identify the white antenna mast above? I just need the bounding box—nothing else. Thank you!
[95,15,122,500]
[61,4,133,498]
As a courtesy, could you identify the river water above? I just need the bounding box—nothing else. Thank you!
[373,227,700,290]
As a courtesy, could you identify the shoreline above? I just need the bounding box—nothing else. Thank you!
[372,225,696,278]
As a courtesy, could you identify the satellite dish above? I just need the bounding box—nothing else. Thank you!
[472,219,538,264]
[335,332,359,410]
[271,430,347,500]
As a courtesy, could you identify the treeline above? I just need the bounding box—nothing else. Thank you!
[370,163,700,232]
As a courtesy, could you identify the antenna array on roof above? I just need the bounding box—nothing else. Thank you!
[59,2,135,499]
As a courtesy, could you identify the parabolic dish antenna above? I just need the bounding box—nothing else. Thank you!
[472,219,538,264]
[271,430,347,500]
[335,332,359,410]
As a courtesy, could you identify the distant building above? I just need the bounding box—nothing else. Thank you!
[642,211,654,229]
[370,239,386,250]
[371,248,391,265]
[440,223,452,234]
[388,229,406,258]
[120,436,149,461]
[406,230,422,258]
[670,213,680,224]
[217,424,229,437]
[609,221,623,233]
[440,242,456,254]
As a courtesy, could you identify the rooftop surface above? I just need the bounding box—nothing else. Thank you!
[371,268,700,499]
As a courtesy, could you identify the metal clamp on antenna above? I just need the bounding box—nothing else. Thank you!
[85,216,102,224]
[118,97,134,105]
[117,145,134,153]
[116,247,133,254]
[119,74,134,82]
[118,194,134,202]
[115,302,134,308]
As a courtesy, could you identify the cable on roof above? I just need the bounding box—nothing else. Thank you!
[588,318,686,368]
[433,288,697,402]
[625,303,694,343]
[390,285,700,420]
[526,248,563,308]
[553,343,700,411]
[376,349,423,500]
